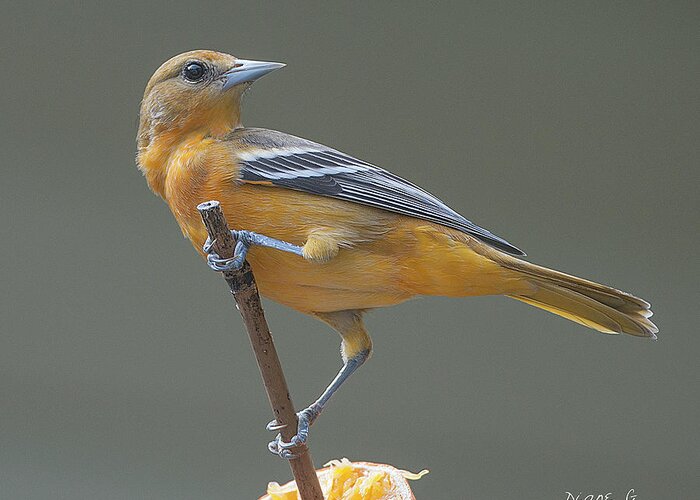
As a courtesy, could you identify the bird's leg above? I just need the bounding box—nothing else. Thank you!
[203,230,303,271]
[267,310,372,459]
[267,349,369,458]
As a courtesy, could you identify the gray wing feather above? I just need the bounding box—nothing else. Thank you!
[232,128,525,256]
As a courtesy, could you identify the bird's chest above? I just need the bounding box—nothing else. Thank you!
[164,137,219,246]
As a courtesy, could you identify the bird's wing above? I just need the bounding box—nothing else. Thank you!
[229,128,525,256]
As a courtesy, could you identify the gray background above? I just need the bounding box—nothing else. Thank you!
[1,2,698,499]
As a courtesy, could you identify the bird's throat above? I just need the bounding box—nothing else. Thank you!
[137,103,241,199]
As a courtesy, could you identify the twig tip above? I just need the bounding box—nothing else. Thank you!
[197,200,220,212]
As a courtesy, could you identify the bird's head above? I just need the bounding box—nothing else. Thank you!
[137,49,284,152]
[136,50,284,196]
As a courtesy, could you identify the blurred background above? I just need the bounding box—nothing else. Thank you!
[1,2,698,499]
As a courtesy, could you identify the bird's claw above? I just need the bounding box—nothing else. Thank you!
[267,437,300,459]
[203,232,249,272]
[266,405,321,459]
[202,236,215,254]
[266,420,287,432]
[206,251,245,272]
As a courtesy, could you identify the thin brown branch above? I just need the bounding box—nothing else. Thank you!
[197,200,324,500]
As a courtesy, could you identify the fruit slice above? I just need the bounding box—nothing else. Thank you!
[259,458,428,500]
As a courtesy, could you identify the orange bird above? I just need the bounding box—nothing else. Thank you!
[137,50,657,457]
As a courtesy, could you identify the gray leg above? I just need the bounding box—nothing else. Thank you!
[204,230,303,271]
[267,349,370,457]
[267,310,373,458]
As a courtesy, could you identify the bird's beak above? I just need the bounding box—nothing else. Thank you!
[221,59,286,90]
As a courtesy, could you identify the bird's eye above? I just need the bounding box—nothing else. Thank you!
[183,62,206,82]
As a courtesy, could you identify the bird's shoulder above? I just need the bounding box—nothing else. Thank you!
[223,127,325,154]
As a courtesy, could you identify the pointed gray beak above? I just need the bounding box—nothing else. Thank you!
[221,59,285,90]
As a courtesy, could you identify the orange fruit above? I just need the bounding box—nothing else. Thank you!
[259,458,428,500]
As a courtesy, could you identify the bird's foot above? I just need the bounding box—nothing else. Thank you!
[202,231,252,272]
[203,230,304,272]
[266,404,322,459]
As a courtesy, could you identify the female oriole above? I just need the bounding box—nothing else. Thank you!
[137,50,657,457]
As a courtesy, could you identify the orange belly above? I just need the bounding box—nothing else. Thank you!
[179,208,524,314]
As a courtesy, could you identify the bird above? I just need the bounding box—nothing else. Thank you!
[137,50,657,458]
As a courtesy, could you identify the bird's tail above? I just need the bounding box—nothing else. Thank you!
[494,255,658,338]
